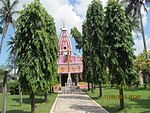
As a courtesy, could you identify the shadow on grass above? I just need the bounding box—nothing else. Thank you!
[103,106,120,113]
[130,98,150,109]
[124,86,150,91]
[82,89,89,92]
[12,97,45,104]
[7,110,30,113]
[91,96,100,100]
[89,96,120,113]
[141,111,150,113]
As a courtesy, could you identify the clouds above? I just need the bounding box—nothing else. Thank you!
[134,35,150,55]
[16,0,108,34]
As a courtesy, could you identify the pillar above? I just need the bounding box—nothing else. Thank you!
[77,74,79,86]
[59,74,61,87]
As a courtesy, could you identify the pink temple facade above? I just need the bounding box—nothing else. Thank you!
[58,24,83,86]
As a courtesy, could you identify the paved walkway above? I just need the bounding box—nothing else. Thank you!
[50,89,108,113]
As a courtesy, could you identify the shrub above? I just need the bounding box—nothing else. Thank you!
[8,81,19,95]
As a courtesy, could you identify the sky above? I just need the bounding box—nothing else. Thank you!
[0,0,150,65]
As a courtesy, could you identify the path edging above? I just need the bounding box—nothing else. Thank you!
[49,94,59,113]
[82,90,109,113]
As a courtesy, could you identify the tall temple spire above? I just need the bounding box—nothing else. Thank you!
[58,22,72,56]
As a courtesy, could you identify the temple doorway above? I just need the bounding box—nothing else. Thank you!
[61,74,68,86]
[60,74,78,86]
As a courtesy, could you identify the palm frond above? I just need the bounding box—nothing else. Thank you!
[10,11,19,15]
[0,0,7,8]
[0,7,6,14]
[140,1,148,12]
[11,18,17,30]
[0,0,19,54]
[0,17,5,24]
[0,26,2,34]
[7,36,16,55]
[6,0,10,11]
[10,0,19,11]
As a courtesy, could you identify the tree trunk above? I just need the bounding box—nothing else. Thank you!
[52,86,54,93]
[2,71,7,113]
[30,92,35,113]
[0,37,4,54]
[99,82,102,97]
[93,83,96,89]
[19,85,23,106]
[0,23,8,54]
[144,83,147,89]
[139,10,147,53]
[119,86,124,110]
[142,71,147,89]
[88,81,90,91]
[44,92,48,102]
[91,82,94,92]
[111,83,113,88]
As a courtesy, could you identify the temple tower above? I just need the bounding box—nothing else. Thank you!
[58,22,72,56]
[58,22,83,87]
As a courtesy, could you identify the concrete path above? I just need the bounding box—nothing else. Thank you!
[50,89,108,113]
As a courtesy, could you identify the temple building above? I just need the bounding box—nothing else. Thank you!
[58,23,83,87]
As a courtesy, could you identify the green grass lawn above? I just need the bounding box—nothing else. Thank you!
[86,86,150,113]
[0,93,57,113]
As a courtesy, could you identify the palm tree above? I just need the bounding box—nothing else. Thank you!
[124,0,150,89]
[7,36,23,106]
[0,0,19,54]
[7,36,17,57]
[7,36,17,74]
[124,0,150,53]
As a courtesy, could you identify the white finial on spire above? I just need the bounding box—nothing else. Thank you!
[61,20,66,31]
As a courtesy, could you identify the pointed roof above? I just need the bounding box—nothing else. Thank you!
[58,22,72,53]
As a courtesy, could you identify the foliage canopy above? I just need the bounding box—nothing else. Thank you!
[15,0,58,93]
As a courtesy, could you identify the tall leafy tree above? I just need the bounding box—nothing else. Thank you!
[15,0,58,113]
[85,0,105,96]
[71,23,92,91]
[105,0,135,109]
[82,22,93,91]
[0,0,18,54]
[71,0,105,96]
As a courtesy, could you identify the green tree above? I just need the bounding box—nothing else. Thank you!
[71,27,82,50]
[134,51,150,88]
[71,24,92,91]
[82,22,93,91]
[71,0,105,96]
[0,66,8,113]
[85,0,105,97]
[0,0,18,54]
[15,0,58,113]
[105,0,135,109]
